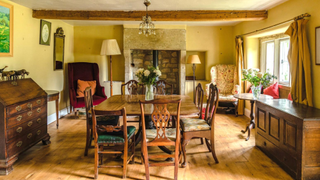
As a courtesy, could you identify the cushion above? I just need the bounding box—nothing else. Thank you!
[181,118,210,132]
[97,126,136,143]
[219,93,237,102]
[74,95,106,109]
[77,79,96,97]
[263,82,279,99]
[288,93,292,101]
[146,128,177,142]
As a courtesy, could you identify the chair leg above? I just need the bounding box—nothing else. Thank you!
[94,144,99,179]
[142,141,150,180]
[206,138,219,163]
[123,142,128,179]
[174,140,180,180]
[130,135,135,164]
[181,138,187,168]
[84,128,91,156]
[200,138,204,144]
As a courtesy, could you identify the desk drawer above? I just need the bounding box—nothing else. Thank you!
[6,115,46,142]
[7,125,47,157]
[6,106,46,128]
[7,97,46,116]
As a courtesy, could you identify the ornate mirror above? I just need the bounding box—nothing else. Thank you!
[54,27,65,70]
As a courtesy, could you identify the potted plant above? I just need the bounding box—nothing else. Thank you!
[135,66,162,100]
[241,68,277,99]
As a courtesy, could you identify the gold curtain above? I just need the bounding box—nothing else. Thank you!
[285,19,313,106]
[236,37,245,115]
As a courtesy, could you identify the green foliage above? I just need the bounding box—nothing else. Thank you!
[241,68,277,88]
[135,66,162,85]
[0,11,10,53]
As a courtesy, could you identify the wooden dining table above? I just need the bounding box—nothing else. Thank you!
[94,94,199,155]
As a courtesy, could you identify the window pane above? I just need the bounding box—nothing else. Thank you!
[280,39,290,83]
[266,42,275,75]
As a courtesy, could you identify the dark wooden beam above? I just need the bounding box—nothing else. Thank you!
[32,10,267,21]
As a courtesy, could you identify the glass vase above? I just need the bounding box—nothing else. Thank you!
[251,85,262,99]
[145,84,154,101]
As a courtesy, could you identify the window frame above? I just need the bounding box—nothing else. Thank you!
[260,34,290,87]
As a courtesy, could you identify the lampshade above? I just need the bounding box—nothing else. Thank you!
[100,39,121,56]
[187,55,201,64]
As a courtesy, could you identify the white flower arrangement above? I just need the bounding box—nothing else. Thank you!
[135,66,161,85]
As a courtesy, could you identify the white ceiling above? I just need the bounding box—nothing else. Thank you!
[10,0,288,26]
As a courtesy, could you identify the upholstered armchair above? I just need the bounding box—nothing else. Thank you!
[205,64,240,114]
[68,62,107,113]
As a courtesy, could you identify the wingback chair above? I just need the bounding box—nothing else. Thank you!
[68,62,107,113]
[205,64,240,115]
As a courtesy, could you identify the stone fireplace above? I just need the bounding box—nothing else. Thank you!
[123,28,186,94]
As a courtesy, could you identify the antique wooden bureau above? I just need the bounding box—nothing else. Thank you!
[256,99,320,180]
[0,79,50,175]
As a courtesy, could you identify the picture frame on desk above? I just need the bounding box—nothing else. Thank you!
[0,1,13,57]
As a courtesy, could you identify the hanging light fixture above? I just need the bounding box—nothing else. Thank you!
[139,0,156,36]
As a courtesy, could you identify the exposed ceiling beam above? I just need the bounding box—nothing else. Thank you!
[33,10,267,21]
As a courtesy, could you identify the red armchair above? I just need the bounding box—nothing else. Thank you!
[68,62,107,113]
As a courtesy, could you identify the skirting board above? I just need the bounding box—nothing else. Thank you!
[47,106,70,125]
[244,108,253,119]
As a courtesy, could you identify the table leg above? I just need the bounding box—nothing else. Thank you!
[55,99,59,129]
[241,100,255,141]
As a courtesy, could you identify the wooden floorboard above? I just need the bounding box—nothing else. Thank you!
[0,114,293,180]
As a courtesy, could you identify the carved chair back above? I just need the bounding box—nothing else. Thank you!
[121,80,144,95]
[195,83,204,119]
[204,84,219,128]
[139,99,181,146]
[154,80,173,95]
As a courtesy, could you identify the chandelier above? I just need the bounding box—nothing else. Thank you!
[139,0,155,36]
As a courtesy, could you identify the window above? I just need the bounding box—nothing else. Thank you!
[260,35,290,86]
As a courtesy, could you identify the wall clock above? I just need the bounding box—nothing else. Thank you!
[39,20,51,45]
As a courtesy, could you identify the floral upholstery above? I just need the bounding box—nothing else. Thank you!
[206,64,239,102]
[180,118,210,132]
[97,126,136,143]
[145,128,177,142]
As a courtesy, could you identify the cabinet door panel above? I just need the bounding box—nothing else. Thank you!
[257,109,266,132]
[284,120,297,150]
[269,114,280,141]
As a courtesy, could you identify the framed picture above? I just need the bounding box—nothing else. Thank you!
[0,1,13,57]
[39,20,51,45]
[316,26,320,65]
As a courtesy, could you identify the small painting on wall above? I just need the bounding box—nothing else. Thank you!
[316,26,320,65]
[0,1,13,57]
[40,20,51,46]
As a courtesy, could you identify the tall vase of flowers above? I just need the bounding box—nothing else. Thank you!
[135,66,162,100]
[242,68,277,99]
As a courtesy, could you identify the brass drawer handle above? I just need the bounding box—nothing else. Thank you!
[16,115,22,121]
[27,111,32,116]
[16,127,22,133]
[37,130,41,135]
[16,106,22,112]
[37,99,41,104]
[27,133,32,139]
[28,121,33,127]
[27,103,32,108]
[37,108,41,113]
[37,118,41,123]
[16,141,22,147]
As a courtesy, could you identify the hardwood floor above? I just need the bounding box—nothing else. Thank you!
[0,114,293,180]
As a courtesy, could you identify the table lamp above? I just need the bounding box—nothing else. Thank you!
[187,55,201,103]
[100,39,121,96]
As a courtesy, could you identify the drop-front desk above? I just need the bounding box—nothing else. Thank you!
[255,99,320,180]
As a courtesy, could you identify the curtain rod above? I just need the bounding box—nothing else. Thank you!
[236,13,311,38]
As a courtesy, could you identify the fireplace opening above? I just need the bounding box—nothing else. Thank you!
[131,49,180,94]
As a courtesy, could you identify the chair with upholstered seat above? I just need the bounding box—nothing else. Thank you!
[68,62,107,115]
[83,87,119,156]
[154,80,173,95]
[205,64,240,115]
[180,83,219,168]
[139,98,182,180]
[91,96,136,179]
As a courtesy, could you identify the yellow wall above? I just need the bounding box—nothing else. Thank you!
[0,0,74,116]
[74,25,124,83]
[186,26,235,81]
[234,0,320,110]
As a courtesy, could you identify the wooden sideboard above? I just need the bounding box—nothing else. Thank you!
[255,99,320,180]
[0,79,50,175]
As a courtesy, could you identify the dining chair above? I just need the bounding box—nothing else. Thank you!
[139,98,182,180]
[180,83,219,168]
[154,80,173,95]
[83,87,119,156]
[91,99,136,179]
[121,80,145,95]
